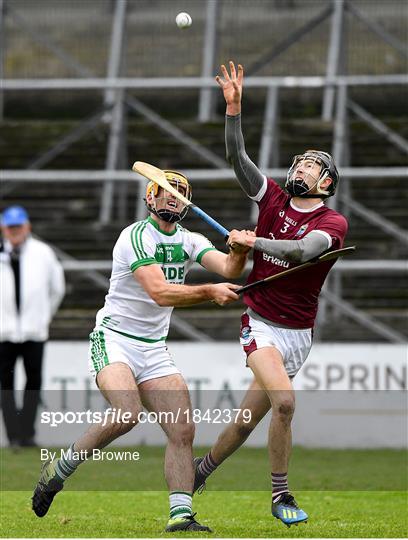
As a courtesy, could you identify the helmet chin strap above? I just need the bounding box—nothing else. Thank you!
[146,196,185,223]
[286,173,330,199]
[155,208,182,223]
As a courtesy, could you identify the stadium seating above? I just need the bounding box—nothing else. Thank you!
[2,0,406,342]
[2,116,407,341]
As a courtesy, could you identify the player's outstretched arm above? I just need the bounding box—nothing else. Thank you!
[216,61,265,199]
[228,230,330,264]
[225,114,265,198]
[134,264,240,306]
[199,237,251,278]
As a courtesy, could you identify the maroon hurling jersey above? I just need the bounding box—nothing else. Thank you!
[244,178,348,328]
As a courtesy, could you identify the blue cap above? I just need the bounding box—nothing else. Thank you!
[1,206,30,227]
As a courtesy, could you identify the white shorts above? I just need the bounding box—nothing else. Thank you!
[88,327,180,385]
[240,310,312,378]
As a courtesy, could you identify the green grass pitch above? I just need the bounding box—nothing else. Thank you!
[1,446,407,538]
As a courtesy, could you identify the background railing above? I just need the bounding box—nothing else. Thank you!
[1,0,407,342]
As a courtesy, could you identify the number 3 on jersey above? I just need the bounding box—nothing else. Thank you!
[280,222,290,234]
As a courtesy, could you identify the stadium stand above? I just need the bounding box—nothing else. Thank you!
[1,0,407,342]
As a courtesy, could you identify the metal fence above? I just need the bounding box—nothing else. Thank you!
[1,0,407,342]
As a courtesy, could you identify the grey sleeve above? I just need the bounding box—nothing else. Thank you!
[225,114,266,199]
[253,231,330,264]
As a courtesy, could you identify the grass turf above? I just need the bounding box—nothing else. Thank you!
[1,447,407,537]
[2,490,407,538]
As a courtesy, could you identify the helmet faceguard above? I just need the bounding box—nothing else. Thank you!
[145,170,192,223]
[285,150,339,198]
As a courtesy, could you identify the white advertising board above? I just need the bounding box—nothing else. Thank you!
[9,342,407,448]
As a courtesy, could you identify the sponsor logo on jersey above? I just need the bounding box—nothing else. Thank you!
[155,243,188,284]
[284,216,298,226]
[295,224,308,237]
[155,243,188,264]
[162,265,185,283]
[262,252,290,268]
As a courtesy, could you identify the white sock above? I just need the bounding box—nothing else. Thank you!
[169,491,192,519]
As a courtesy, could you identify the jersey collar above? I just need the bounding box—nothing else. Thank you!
[147,216,178,236]
[289,199,325,213]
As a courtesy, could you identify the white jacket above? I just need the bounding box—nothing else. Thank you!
[0,236,65,342]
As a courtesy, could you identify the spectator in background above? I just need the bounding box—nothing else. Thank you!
[0,206,65,448]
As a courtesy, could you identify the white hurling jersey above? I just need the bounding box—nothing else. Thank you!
[95,216,216,342]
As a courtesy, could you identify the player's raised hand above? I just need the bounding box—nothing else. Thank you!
[210,283,240,305]
[216,61,244,115]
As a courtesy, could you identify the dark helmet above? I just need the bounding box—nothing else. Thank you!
[285,150,339,198]
[145,170,192,223]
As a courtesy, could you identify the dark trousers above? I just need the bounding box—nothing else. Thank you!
[0,341,44,444]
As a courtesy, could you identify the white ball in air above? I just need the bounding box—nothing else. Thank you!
[176,12,192,29]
